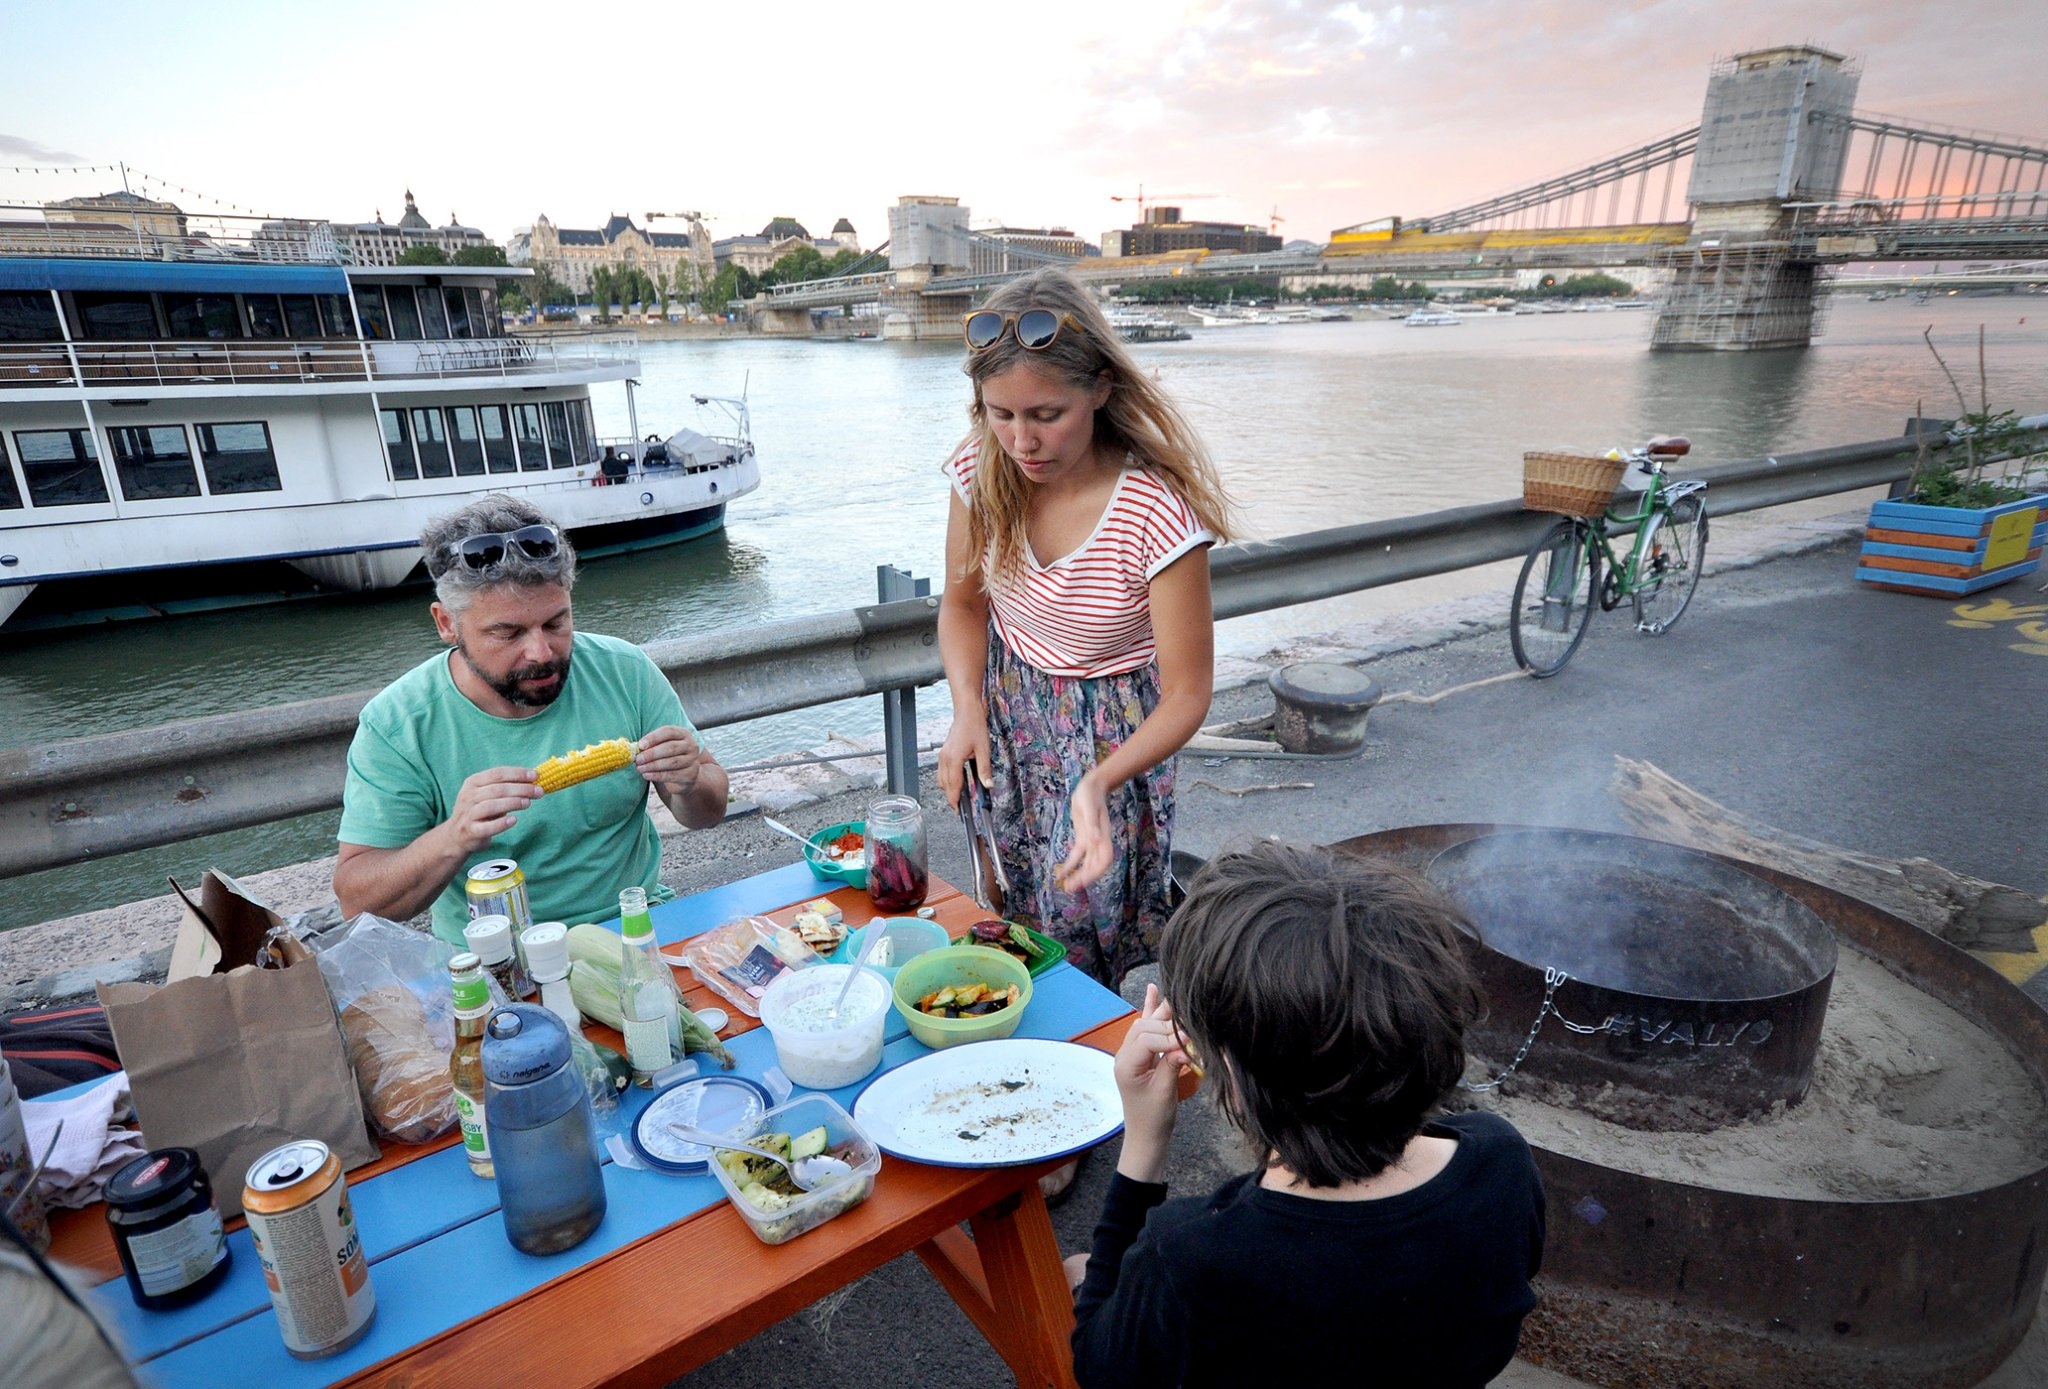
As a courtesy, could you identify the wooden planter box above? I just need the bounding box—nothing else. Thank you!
[1857,493,2047,595]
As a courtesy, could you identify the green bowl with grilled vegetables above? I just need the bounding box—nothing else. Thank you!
[964,917,1067,978]
[892,944,1033,1049]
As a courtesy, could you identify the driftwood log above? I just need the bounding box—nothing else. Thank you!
[1610,756,2045,954]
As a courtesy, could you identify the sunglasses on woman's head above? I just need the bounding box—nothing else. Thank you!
[963,308,1084,353]
[453,524,561,571]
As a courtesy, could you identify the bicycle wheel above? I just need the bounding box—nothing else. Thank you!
[1633,494,1707,635]
[1510,519,1599,677]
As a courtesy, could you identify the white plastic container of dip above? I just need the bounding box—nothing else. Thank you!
[758,965,892,1090]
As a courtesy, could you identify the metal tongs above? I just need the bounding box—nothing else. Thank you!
[958,757,1010,911]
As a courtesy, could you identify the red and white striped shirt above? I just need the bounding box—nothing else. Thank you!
[946,442,1214,678]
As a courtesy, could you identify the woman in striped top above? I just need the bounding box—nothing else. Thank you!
[938,269,1233,992]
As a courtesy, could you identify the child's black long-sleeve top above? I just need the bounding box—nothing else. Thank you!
[1071,1110,1546,1388]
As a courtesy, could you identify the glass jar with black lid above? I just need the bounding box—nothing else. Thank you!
[105,1147,232,1309]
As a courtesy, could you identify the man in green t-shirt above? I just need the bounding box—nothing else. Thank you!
[335,497,729,946]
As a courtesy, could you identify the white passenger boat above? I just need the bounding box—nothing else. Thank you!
[1403,309,1463,327]
[0,201,758,631]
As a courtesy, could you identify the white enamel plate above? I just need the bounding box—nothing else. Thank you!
[853,1038,1124,1168]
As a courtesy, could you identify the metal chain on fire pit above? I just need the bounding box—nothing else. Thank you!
[1459,967,1606,1093]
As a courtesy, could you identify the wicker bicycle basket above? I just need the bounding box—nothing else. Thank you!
[1523,451,1627,518]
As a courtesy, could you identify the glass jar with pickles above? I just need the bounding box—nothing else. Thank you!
[864,794,929,911]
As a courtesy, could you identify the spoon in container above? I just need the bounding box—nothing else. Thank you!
[829,921,889,1023]
[761,816,817,850]
[667,1124,853,1191]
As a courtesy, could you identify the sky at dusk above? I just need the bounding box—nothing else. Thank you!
[3,0,2044,249]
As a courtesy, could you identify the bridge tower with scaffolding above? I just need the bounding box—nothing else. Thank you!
[1653,46,1860,350]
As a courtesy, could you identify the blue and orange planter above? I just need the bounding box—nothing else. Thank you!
[1857,494,2047,596]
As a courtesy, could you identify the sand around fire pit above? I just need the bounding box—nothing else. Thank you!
[1467,942,2048,1201]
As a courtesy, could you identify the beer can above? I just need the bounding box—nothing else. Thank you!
[243,1141,376,1359]
[467,858,532,934]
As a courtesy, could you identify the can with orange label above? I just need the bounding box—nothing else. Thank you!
[242,1140,376,1359]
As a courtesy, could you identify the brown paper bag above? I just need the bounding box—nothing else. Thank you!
[97,871,378,1218]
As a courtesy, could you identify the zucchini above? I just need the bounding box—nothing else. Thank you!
[790,1126,829,1160]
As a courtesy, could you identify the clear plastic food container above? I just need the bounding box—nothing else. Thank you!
[758,965,891,1090]
[706,1094,881,1245]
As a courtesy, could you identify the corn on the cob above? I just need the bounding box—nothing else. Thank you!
[534,737,636,792]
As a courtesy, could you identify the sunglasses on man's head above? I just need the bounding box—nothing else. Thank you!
[452,524,561,571]
[963,308,1084,353]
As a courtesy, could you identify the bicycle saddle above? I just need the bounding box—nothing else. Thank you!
[1647,436,1691,456]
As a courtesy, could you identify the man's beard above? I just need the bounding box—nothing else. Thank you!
[458,642,571,708]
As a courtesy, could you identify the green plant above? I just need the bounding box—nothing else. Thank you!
[1909,328,2048,508]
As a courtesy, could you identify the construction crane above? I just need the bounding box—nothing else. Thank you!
[1110,186,1217,221]
[1267,206,1286,236]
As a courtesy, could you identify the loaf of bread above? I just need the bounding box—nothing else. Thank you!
[340,985,458,1144]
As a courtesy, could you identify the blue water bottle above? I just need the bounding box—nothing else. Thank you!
[481,1003,607,1255]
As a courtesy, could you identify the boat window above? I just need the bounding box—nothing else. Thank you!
[13,428,111,506]
[567,398,596,465]
[476,285,499,336]
[513,403,546,471]
[162,294,245,340]
[445,407,486,476]
[418,285,450,341]
[464,287,488,337]
[441,287,470,338]
[478,405,517,473]
[542,400,574,468]
[245,295,287,339]
[411,408,451,477]
[109,425,202,501]
[380,408,417,479]
[322,293,361,338]
[0,437,21,509]
[354,288,390,341]
[281,295,323,339]
[196,422,282,495]
[385,286,423,341]
[72,293,159,341]
[0,292,60,342]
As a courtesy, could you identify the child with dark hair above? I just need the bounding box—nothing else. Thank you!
[1070,839,1546,1387]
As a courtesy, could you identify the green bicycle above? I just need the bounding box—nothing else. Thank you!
[1510,436,1709,677]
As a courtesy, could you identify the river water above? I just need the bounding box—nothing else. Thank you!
[4,296,2042,930]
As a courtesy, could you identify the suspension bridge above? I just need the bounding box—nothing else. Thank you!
[758,45,2048,351]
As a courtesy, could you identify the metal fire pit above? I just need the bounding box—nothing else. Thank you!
[1425,828,1838,1129]
[1325,823,2048,1389]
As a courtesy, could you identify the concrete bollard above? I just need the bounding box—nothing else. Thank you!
[1269,662,1380,755]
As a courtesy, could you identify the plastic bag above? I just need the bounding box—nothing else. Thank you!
[315,915,461,1144]
[674,916,823,1018]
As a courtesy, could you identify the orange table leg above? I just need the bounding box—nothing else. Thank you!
[972,1186,1082,1389]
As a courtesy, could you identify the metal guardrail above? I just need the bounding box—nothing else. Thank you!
[0,423,2032,880]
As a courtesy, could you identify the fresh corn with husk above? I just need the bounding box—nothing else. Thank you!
[566,922,734,1068]
[535,737,637,793]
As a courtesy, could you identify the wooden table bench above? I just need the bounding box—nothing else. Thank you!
[52,864,1130,1389]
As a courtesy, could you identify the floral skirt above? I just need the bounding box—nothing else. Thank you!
[983,628,1177,990]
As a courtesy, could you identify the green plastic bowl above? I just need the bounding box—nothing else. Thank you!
[892,943,1033,1049]
[803,820,868,889]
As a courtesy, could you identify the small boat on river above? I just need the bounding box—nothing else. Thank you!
[0,194,759,631]
[1403,309,1463,327]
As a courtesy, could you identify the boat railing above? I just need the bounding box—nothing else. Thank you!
[593,434,754,481]
[0,332,638,391]
[0,206,345,265]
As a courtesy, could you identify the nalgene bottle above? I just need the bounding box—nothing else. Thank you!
[618,887,678,1084]
[480,1004,607,1255]
[865,794,930,911]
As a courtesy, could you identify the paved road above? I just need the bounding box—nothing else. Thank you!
[662,532,2047,1388]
